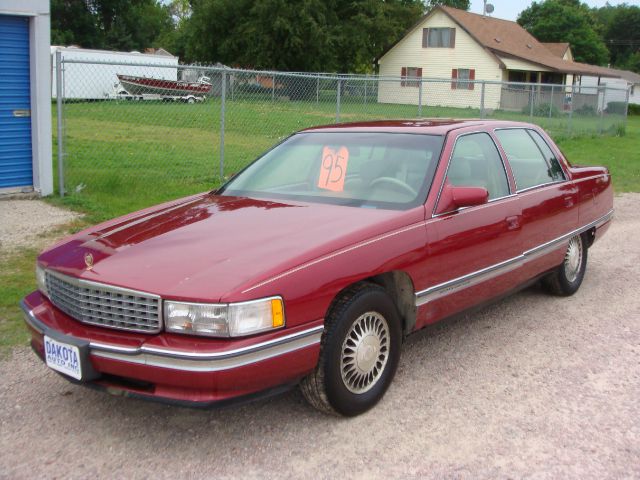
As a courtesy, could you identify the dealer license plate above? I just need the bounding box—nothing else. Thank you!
[44,336,82,380]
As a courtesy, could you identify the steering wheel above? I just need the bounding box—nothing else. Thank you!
[369,177,417,197]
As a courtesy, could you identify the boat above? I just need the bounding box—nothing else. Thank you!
[116,74,212,97]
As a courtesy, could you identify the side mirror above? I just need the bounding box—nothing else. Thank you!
[451,186,489,208]
[435,183,488,214]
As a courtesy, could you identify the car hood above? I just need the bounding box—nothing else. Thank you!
[40,193,419,302]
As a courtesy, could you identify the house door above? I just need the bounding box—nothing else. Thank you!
[0,15,33,189]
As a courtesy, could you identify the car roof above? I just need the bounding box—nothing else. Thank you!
[299,119,539,135]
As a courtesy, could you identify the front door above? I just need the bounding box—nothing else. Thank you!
[417,131,522,327]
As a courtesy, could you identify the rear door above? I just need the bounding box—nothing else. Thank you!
[416,130,522,328]
[494,127,579,277]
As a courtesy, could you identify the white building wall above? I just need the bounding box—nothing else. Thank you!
[498,56,550,72]
[51,47,179,100]
[577,75,630,109]
[629,84,640,106]
[0,0,52,195]
[377,10,503,110]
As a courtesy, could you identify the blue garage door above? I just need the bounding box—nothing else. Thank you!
[0,15,32,188]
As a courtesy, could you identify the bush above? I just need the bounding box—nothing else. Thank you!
[522,102,561,117]
[240,83,271,95]
[574,104,597,116]
[606,101,627,115]
[628,103,640,116]
[281,76,318,101]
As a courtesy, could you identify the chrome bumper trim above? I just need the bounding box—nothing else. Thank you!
[415,209,614,306]
[22,301,46,334]
[21,300,323,372]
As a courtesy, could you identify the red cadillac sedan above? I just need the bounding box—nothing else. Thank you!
[22,119,613,416]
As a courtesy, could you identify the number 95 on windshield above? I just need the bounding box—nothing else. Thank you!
[318,146,349,192]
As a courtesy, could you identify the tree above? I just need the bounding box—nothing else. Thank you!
[331,0,425,72]
[51,0,174,52]
[517,0,609,66]
[155,0,192,59]
[601,5,640,71]
[51,0,101,47]
[621,52,640,74]
[183,0,425,72]
[424,0,470,10]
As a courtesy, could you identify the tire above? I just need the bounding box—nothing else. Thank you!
[300,283,402,416]
[542,234,588,296]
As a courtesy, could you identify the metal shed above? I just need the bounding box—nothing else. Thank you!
[0,0,52,196]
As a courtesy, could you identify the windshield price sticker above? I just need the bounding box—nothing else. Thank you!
[44,336,82,380]
[318,146,349,192]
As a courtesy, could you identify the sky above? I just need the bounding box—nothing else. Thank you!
[468,0,640,21]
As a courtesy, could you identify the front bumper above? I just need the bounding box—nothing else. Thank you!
[22,292,323,406]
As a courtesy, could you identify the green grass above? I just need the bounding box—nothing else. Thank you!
[48,98,634,222]
[0,248,40,353]
[0,220,89,355]
[555,116,640,192]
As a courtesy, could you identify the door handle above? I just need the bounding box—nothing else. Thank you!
[564,196,574,208]
[506,215,520,230]
[13,109,30,118]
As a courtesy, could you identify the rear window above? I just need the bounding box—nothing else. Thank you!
[495,129,564,191]
[219,132,445,210]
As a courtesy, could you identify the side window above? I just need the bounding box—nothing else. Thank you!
[495,129,558,191]
[528,130,565,181]
[447,133,510,200]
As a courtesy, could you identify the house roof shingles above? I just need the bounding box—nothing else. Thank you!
[438,6,616,77]
[542,42,570,58]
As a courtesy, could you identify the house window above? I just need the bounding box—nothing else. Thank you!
[422,28,456,48]
[401,67,422,87]
[451,68,475,90]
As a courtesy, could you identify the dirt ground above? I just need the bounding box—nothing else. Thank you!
[0,200,80,252]
[1,195,638,480]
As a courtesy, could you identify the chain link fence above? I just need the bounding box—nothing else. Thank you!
[53,56,630,210]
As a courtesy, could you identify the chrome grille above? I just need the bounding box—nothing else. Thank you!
[45,271,161,333]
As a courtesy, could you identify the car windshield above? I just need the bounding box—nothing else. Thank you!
[218,132,444,210]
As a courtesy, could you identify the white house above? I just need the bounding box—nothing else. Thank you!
[376,6,622,112]
[51,46,180,100]
[0,0,52,195]
[575,68,640,107]
[541,44,639,108]
[614,69,640,106]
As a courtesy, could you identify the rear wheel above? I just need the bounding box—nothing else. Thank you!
[300,283,402,416]
[542,234,588,296]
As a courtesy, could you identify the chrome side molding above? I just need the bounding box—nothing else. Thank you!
[415,209,613,306]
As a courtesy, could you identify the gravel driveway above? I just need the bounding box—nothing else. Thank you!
[1,195,638,480]
[0,200,80,251]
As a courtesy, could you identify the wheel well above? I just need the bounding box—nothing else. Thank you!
[583,227,596,248]
[366,271,416,336]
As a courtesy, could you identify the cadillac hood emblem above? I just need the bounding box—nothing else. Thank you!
[84,252,94,270]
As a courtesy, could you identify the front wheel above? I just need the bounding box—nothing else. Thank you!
[300,283,402,416]
[542,234,588,296]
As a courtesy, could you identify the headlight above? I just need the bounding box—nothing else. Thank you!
[36,263,48,298]
[164,297,285,337]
